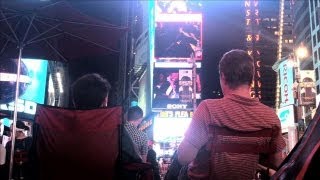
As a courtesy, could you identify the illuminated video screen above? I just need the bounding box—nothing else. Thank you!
[155,0,203,14]
[153,117,191,156]
[154,13,202,61]
[152,68,201,109]
[0,59,48,120]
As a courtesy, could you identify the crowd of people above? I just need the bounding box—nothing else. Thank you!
[0,49,292,179]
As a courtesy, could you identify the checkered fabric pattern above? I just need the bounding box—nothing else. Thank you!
[125,122,148,156]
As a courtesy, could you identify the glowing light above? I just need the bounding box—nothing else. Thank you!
[56,72,63,93]
[257,81,262,88]
[0,73,31,83]
[255,18,260,25]
[296,46,308,59]
[255,9,259,16]
[167,0,188,13]
[256,61,261,67]
[246,18,251,25]
[246,10,251,16]
[155,13,202,22]
[245,1,250,7]
[255,34,260,41]
[48,74,55,93]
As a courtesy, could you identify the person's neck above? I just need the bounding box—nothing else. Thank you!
[223,85,251,98]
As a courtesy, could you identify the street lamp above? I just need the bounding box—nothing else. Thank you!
[296,46,308,59]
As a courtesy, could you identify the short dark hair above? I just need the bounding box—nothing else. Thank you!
[128,106,143,121]
[71,73,111,109]
[219,49,254,89]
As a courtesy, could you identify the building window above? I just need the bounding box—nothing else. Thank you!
[289,39,293,43]
[317,85,320,94]
[313,34,317,45]
[316,68,319,81]
[315,51,319,63]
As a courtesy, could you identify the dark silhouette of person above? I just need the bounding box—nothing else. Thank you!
[154,73,171,100]
[179,76,193,103]
[4,121,32,180]
[147,142,161,180]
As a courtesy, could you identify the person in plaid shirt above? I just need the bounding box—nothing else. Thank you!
[125,106,148,162]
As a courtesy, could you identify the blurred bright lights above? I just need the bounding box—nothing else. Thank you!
[295,46,308,59]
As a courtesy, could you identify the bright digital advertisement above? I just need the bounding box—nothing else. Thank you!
[154,13,202,61]
[153,68,201,109]
[278,105,295,133]
[0,58,48,119]
[153,117,191,156]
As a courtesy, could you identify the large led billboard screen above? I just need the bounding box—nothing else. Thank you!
[153,116,191,157]
[0,59,48,120]
[154,13,202,62]
[155,0,203,14]
[153,68,201,109]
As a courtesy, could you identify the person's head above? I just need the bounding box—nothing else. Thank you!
[127,106,143,123]
[71,73,111,109]
[10,121,29,138]
[159,73,165,82]
[180,76,192,91]
[219,49,254,92]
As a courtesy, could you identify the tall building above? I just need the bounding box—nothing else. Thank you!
[309,0,320,95]
[293,1,311,52]
[292,1,314,124]
[276,0,294,109]
[258,1,280,107]
[244,1,280,107]
[278,0,294,59]
[244,0,262,100]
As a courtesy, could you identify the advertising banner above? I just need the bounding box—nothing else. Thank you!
[153,116,191,153]
[279,60,294,107]
[155,0,203,15]
[278,105,295,133]
[299,70,316,106]
[0,58,48,119]
[154,13,202,62]
[152,68,201,109]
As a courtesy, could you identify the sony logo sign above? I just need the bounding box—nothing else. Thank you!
[167,104,188,109]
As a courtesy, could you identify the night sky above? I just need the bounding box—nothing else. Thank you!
[201,1,246,99]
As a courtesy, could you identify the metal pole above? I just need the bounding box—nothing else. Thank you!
[9,46,23,180]
[192,53,197,112]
